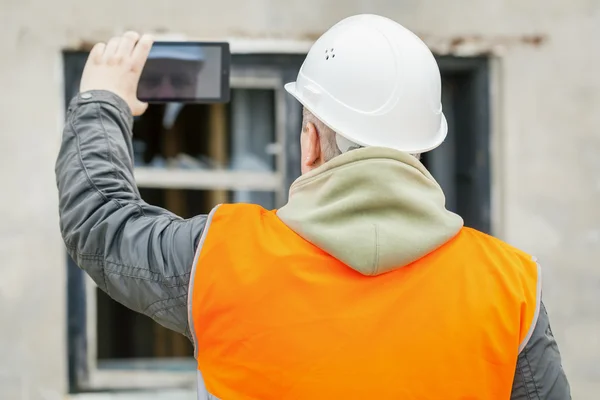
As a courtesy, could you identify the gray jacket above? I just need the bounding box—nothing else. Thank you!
[56,90,571,399]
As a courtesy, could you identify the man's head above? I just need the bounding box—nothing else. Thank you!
[300,108,420,174]
[287,14,446,174]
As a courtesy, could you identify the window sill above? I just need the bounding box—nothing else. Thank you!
[134,167,281,191]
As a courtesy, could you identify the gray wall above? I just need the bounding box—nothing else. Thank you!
[1,0,599,398]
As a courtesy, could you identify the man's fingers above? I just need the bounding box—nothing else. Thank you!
[89,42,106,64]
[102,36,121,64]
[131,100,149,117]
[117,31,140,58]
[81,34,153,112]
[130,34,154,74]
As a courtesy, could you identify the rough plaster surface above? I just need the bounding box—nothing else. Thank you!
[0,0,598,398]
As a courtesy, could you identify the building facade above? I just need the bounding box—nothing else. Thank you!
[1,0,599,398]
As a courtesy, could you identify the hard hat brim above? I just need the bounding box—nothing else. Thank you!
[285,81,448,154]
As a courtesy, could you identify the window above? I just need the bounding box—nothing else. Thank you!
[63,50,490,393]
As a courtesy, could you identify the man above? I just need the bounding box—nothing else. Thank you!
[56,15,570,399]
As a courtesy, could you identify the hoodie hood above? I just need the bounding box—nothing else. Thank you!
[277,147,463,276]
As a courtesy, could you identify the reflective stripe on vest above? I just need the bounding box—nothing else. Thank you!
[188,204,540,400]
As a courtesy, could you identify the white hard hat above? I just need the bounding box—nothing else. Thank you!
[285,14,447,153]
[148,45,205,62]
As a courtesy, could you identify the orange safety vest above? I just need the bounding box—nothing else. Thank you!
[188,204,541,400]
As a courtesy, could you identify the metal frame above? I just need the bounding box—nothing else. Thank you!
[228,67,291,206]
[63,50,491,393]
[133,168,281,191]
[82,273,197,390]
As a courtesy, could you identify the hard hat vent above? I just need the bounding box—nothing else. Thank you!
[325,48,335,60]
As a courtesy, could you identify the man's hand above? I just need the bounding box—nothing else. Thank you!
[80,32,154,116]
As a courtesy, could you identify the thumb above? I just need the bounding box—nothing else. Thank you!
[131,100,148,117]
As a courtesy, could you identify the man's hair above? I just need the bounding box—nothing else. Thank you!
[302,108,421,162]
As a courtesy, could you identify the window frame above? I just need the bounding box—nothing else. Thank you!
[435,56,491,234]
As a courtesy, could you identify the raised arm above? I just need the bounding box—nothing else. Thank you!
[56,33,206,337]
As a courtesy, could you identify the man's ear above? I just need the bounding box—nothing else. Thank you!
[301,122,321,173]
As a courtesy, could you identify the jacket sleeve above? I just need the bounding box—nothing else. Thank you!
[511,301,571,399]
[56,90,207,338]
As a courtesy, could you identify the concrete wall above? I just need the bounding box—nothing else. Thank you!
[1,0,598,398]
